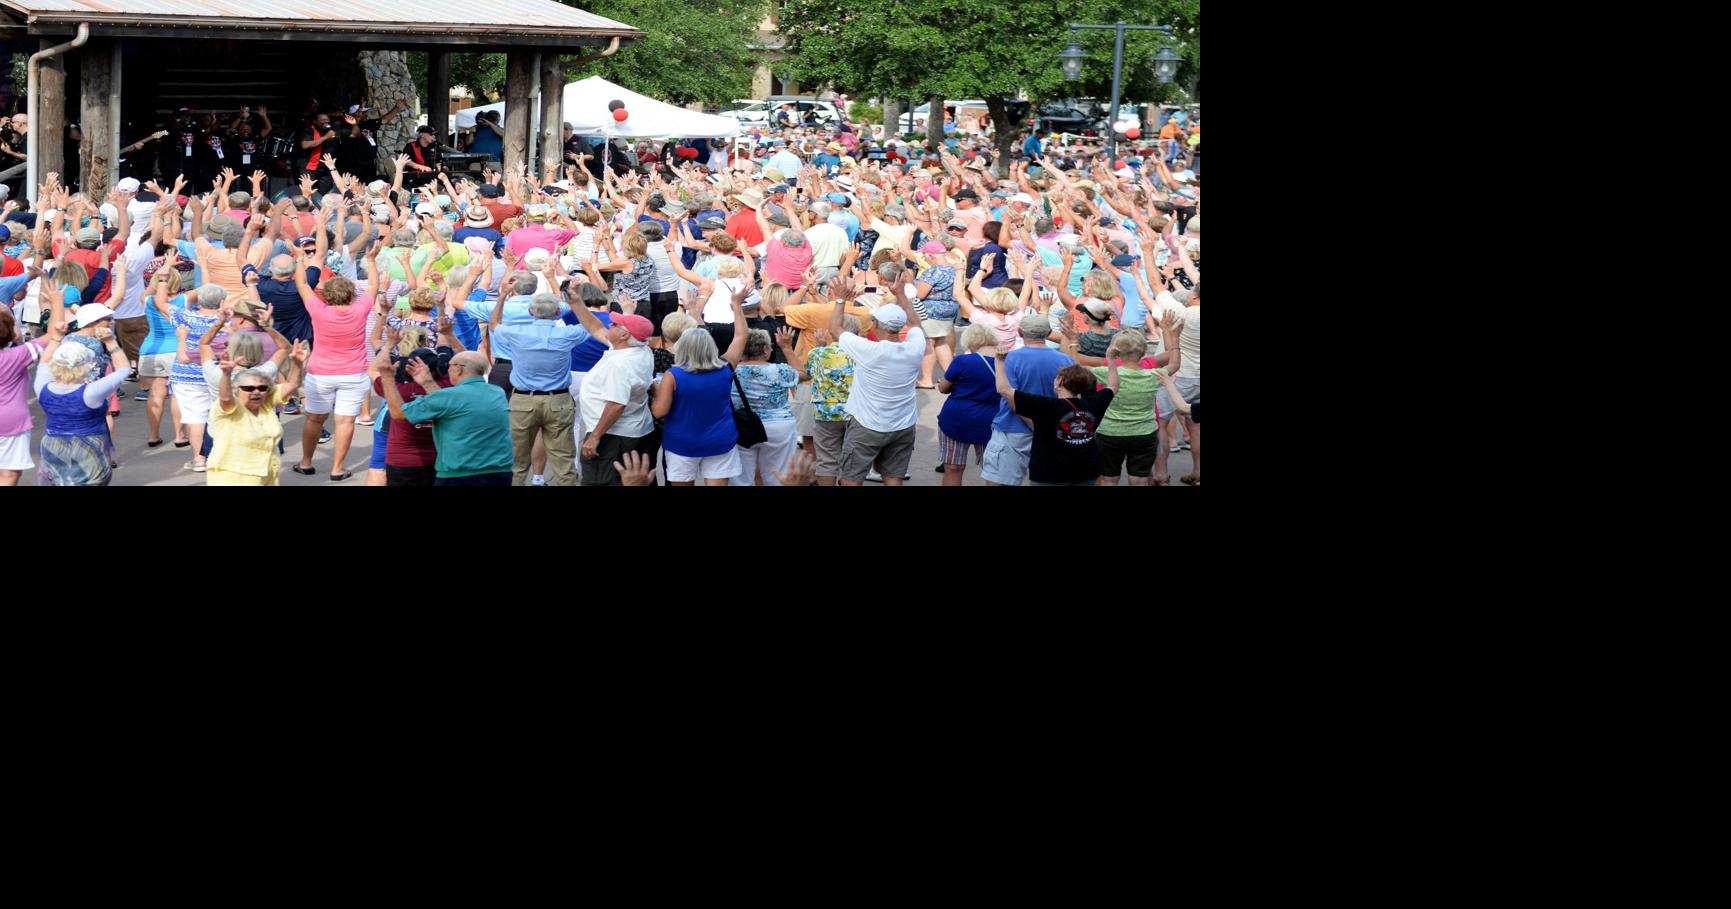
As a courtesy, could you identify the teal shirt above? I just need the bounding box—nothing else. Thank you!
[398,376,513,478]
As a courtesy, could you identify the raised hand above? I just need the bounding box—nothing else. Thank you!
[775,326,798,350]
[291,340,311,364]
[773,450,816,487]
[93,325,115,341]
[613,450,657,486]
[393,153,410,173]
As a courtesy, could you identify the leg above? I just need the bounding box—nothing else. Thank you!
[543,395,578,487]
[531,429,547,479]
[729,445,758,487]
[943,463,966,486]
[1183,417,1200,483]
[0,469,19,486]
[170,387,185,442]
[919,339,937,387]
[300,412,329,468]
[933,335,954,374]
[754,421,797,486]
[185,423,207,466]
[145,377,166,442]
[327,415,357,475]
[508,393,536,485]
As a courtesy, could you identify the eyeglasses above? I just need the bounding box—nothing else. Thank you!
[238,385,270,393]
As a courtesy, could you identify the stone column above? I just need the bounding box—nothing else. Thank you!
[538,52,564,181]
[79,40,114,199]
[358,50,420,176]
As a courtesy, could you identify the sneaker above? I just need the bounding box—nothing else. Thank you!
[281,401,301,415]
[1179,441,1191,451]
[865,469,912,483]
[319,429,332,444]
[134,390,150,402]
[531,475,547,486]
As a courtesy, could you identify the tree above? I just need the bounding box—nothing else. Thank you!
[568,0,767,106]
[781,0,1200,170]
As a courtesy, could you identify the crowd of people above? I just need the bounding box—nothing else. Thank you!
[0,100,1199,487]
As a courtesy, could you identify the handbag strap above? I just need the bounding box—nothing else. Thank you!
[730,365,757,417]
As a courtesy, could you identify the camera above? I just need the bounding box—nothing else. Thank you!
[392,347,451,384]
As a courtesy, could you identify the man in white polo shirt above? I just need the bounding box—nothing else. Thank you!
[830,276,924,486]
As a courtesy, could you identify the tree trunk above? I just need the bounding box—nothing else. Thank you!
[881,100,902,140]
[985,96,1017,179]
[925,94,944,150]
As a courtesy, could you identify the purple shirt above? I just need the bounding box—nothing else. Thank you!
[0,339,46,436]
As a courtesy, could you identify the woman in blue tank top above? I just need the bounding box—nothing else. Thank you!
[35,325,134,486]
[651,294,748,485]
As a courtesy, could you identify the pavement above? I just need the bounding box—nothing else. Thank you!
[12,378,1196,486]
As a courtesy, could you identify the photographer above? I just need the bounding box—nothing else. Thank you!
[369,322,459,486]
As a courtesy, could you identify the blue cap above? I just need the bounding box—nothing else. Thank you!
[1111,254,1138,268]
[769,184,790,193]
[0,224,11,242]
[825,192,847,205]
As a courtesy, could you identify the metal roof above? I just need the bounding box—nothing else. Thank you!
[0,0,643,40]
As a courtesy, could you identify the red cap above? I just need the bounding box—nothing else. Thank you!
[613,313,653,341]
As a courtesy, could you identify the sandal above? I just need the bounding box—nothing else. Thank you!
[185,460,207,473]
[174,440,191,448]
[147,438,165,448]
[1152,475,1171,486]
[1180,474,1200,486]
[329,471,353,482]
[290,465,317,476]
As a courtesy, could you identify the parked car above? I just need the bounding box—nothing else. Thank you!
[1035,104,1105,136]
[718,96,842,126]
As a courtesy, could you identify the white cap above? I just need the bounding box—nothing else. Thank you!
[368,179,389,194]
[74,303,116,328]
[1010,193,1035,206]
[871,304,907,329]
[414,202,440,218]
[116,177,141,193]
[1172,169,1195,183]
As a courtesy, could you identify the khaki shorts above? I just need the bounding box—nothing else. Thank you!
[920,318,952,339]
[812,419,849,476]
[792,382,816,437]
[837,423,914,482]
[137,353,176,378]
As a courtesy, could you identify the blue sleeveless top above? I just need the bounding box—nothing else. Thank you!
[662,366,737,458]
[41,385,109,438]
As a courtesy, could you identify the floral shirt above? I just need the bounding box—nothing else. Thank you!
[805,344,855,422]
[731,362,799,422]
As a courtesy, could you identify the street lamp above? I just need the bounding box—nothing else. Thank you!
[1059,43,1087,82]
[1059,21,1175,168]
[1153,46,1181,83]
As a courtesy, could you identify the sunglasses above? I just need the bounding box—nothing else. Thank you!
[238,385,270,393]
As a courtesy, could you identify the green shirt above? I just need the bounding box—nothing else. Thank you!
[398,376,513,478]
[1090,366,1160,437]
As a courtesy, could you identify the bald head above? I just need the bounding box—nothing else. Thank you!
[450,352,489,377]
[269,254,295,278]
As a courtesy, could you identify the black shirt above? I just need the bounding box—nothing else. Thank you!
[162,125,206,178]
[339,119,384,181]
[1017,389,1115,484]
[229,132,267,170]
[403,139,443,175]
[296,125,337,172]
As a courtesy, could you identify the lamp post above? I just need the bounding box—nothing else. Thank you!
[1060,21,1177,169]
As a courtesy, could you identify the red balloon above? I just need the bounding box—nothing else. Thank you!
[1125,127,1141,140]
[613,109,629,122]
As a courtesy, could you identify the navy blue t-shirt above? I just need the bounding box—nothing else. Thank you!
[562,309,612,371]
[938,352,1000,446]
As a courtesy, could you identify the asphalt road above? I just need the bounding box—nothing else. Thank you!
[13,379,1196,486]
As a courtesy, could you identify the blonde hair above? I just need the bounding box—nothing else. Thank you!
[1083,270,1116,300]
[576,207,600,226]
[622,231,648,259]
[959,323,998,354]
[57,260,89,292]
[397,324,432,356]
[660,312,696,344]
[759,282,789,316]
[716,257,742,278]
[1107,331,1147,362]
[49,358,91,384]
[406,287,439,313]
[227,332,264,366]
[981,287,1021,314]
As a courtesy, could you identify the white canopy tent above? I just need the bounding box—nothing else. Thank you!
[455,76,741,139]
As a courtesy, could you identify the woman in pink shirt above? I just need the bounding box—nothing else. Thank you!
[0,306,46,485]
[762,227,813,291]
[289,247,371,481]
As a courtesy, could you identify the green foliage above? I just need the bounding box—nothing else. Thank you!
[564,0,766,105]
[849,100,883,125]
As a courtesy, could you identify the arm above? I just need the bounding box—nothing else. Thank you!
[217,354,238,412]
[198,309,227,364]
[721,295,749,365]
[436,316,466,354]
[775,328,808,380]
[993,349,1017,413]
[275,340,308,400]
[650,370,677,419]
[257,106,273,139]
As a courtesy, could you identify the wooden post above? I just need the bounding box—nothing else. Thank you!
[538,51,564,181]
[503,50,537,173]
[428,51,450,145]
[80,40,114,199]
[37,40,66,188]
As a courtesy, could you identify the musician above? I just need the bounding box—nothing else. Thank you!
[295,110,340,194]
[226,105,275,175]
[338,99,405,187]
[401,125,446,188]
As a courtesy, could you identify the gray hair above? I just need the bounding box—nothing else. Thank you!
[393,228,418,248]
[673,327,727,372]
[196,284,228,308]
[693,192,716,209]
[227,332,264,366]
[321,193,344,210]
[232,367,272,388]
[840,314,863,336]
[510,273,537,297]
[638,220,666,242]
[450,351,490,376]
[269,254,295,277]
[1034,217,1055,235]
[527,293,562,320]
[876,261,904,283]
[883,204,906,220]
[810,201,832,219]
[1018,314,1052,340]
[228,192,251,208]
[743,329,773,360]
[431,220,454,240]
[446,266,471,287]
[780,229,806,248]
[223,222,245,247]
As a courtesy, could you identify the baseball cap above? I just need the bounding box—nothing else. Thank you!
[417,125,437,135]
[871,304,907,329]
[696,216,726,231]
[919,240,946,254]
[116,177,141,193]
[74,303,115,328]
[946,218,967,230]
[0,225,11,242]
[768,183,790,194]
[414,202,440,218]
[1010,192,1036,206]
[613,313,653,341]
[463,236,493,254]
[825,192,848,206]
[1110,253,1138,268]
[990,190,1009,200]
[478,184,504,198]
[953,188,980,201]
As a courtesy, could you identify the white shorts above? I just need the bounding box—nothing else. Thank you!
[665,448,742,483]
[304,373,370,416]
[174,381,214,424]
[980,427,1034,486]
[137,353,176,378]
[0,431,34,471]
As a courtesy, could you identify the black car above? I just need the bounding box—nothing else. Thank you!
[1035,104,1104,136]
